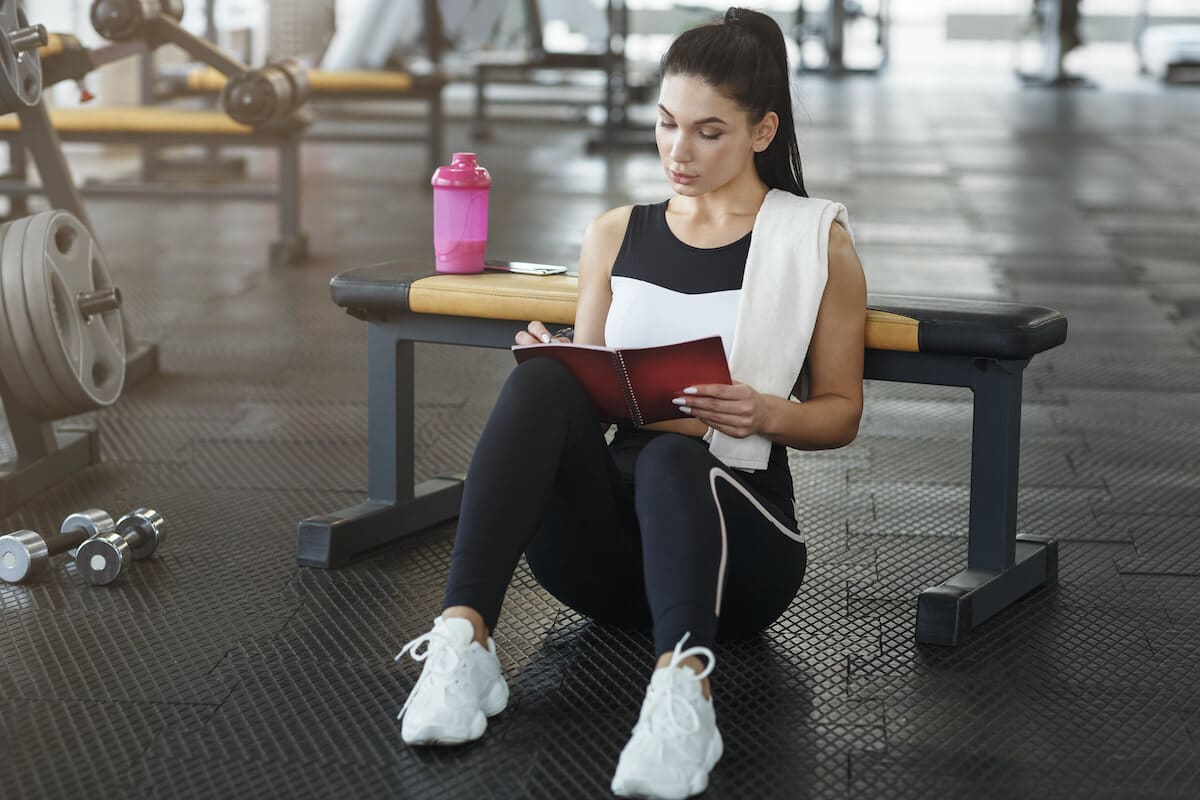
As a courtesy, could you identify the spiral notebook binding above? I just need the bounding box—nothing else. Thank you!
[612,351,642,426]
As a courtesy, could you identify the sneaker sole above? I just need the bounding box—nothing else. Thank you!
[611,729,723,799]
[401,677,509,747]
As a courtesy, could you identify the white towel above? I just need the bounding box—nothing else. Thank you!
[707,189,851,471]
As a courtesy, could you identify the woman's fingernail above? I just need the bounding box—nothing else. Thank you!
[682,387,698,395]
[679,406,691,414]
[541,334,551,343]
[672,398,686,405]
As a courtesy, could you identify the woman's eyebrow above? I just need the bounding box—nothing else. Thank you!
[657,105,727,126]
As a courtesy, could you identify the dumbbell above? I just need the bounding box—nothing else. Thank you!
[0,510,116,584]
[220,60,310,128]
[74,508,165,585]
[89,0,183,42]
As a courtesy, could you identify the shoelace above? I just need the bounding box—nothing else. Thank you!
[394,624,463,721]
[643,632,716,744]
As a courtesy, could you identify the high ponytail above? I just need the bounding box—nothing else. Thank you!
[660,7,807,197]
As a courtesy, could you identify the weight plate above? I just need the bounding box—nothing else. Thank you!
[0,2,44,112]
[21,211,125,414]
[0,214,62,417]
[0,217,36,406]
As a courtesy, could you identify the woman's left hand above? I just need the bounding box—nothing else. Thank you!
[673,381,768,439]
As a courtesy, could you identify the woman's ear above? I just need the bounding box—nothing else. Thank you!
[752,111,779,153]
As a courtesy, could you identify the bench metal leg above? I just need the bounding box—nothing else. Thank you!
[270,138,309,267]
[297,325,463,568]
[863,351,1059,646]
[918,357,1058,645]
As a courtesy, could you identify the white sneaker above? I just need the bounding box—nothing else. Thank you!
[611,634,723,800]
[394,616,509,745]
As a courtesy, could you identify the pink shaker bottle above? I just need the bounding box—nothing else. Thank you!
[431,152,492,273]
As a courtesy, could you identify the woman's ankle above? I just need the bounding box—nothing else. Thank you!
[654,652,712,700]
[442,605,489,646]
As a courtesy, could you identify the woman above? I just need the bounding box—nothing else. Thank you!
[394,7,866,799]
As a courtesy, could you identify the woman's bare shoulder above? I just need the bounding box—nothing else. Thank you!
[586,205,635,244]
[579,205,635,280]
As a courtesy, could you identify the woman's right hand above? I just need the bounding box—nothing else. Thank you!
[515,321,570,345]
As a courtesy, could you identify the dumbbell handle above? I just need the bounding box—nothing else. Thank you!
[44,526,92,555]
[121,526,148,550]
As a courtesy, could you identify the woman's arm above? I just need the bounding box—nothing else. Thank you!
[676,222,867,449]
[572,207,629,346]
[580,206,706,437]
[514,206,629,347]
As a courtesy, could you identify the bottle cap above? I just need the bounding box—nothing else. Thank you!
[431,152,492,189]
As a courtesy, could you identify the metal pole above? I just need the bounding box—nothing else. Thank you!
[14,102,92,230]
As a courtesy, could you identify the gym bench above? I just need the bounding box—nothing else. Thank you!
[182,67,447,174]
[299,264,1069,647]
[0,107,308,268]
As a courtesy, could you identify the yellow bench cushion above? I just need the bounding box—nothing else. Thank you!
[406,273,919,352]
[0,106,256,135]
[186,66,414,94]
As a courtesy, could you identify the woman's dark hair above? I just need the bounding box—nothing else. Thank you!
[660,7,807,197]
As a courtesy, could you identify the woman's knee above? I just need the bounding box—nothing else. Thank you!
[633,433,710,488]
[502,356,587,406]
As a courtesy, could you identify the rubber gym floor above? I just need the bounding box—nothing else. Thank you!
[2,80,1199,799]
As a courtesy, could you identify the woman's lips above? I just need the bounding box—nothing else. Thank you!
[670,170,697,185]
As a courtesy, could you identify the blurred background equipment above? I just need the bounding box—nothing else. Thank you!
[0,0,312,267]
[1134,0,1200,83]
[793,0,889,74]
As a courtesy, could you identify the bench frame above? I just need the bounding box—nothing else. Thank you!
[0,104,308,268]
[298,310,1058,647]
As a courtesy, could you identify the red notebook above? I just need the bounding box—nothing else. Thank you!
[512,336,732,426]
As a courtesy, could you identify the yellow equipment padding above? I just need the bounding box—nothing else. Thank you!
[0,106,256,135]
[186,66,414,94]
[40,34,66,58]
[863,310,920,352]
[409,273,580,325]
[407,273,921,352]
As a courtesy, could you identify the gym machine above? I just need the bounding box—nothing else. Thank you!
[6,1,314,266]
[1134,0,1200,84]
[472,0,653,151]
[0,2,151,518]
[793,0,889,75]
[86,0,311,130]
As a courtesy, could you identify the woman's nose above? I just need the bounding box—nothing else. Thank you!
[670,135,690,163]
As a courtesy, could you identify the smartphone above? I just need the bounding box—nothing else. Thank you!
[484,259,568,276]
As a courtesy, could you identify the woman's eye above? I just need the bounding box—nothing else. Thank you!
[657,120,677,129]
[700,131,722,141]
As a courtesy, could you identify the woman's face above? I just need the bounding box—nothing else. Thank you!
[655,73,771,196]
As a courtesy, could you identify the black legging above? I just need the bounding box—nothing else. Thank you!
[442,357,808,655]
